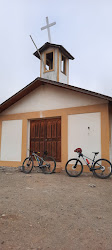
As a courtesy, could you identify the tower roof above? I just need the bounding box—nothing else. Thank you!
[34,42,74,60]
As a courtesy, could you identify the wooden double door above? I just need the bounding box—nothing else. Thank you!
[30,117,61,162]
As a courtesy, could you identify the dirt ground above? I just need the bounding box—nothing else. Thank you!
[0,167,112,250]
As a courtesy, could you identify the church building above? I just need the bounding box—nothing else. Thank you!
[0,22,112,171]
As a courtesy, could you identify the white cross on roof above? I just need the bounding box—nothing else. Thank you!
[41,17,56,43]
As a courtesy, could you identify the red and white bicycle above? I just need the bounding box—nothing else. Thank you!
[65,148,112,179]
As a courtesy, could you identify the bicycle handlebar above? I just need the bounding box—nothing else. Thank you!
[27,149,48,155]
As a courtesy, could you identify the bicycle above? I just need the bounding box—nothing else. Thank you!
[22,150,56,174]
[65,148,112,179]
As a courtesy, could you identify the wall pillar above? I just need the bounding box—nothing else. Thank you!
[21,119,27,163]
[61,114,68,168]
[101,104,110,160]
[0,121,2,160]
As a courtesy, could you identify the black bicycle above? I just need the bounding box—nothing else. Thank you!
[65,148,112,179]
[22,150,56,174]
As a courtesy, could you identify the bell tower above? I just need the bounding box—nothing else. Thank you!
[31,17,74,84]
[34,42,74,84]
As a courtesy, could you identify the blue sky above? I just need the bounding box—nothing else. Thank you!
[0,0,112,103]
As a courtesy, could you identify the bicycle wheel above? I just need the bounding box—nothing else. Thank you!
[65,158,83,177]
[22,157,33,174]
[93,158,112,179]
[41,156,56,174]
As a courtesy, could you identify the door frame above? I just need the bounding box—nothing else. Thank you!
[29,116,61,161]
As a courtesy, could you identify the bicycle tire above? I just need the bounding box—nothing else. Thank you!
[22,157,34,174]
[65,158,83,177]
[41,156,56,174]
[93,158,112,179]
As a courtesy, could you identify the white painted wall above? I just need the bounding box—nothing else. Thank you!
[2,85,107,115]
[110,112,112,162]
[41,48,57,81]
[1,120,22,161]
[41,48,69,84]
[27,120,30,157]
[68,112,101,163]
[59,53,68,84]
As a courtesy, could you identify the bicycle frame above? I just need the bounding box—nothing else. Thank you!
[31,152,50,168]
[78,153,102,171]
[32,152,41,165]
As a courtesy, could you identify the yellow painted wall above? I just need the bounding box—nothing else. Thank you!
[109,104,112,162]
[0,103,110,172]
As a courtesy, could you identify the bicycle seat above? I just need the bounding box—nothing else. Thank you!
[74,148,82,153]
[92,152,99,155]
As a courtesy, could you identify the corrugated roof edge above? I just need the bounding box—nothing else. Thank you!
[0,77,112,113]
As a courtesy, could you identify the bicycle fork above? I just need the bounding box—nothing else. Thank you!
[72,160,79,169]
